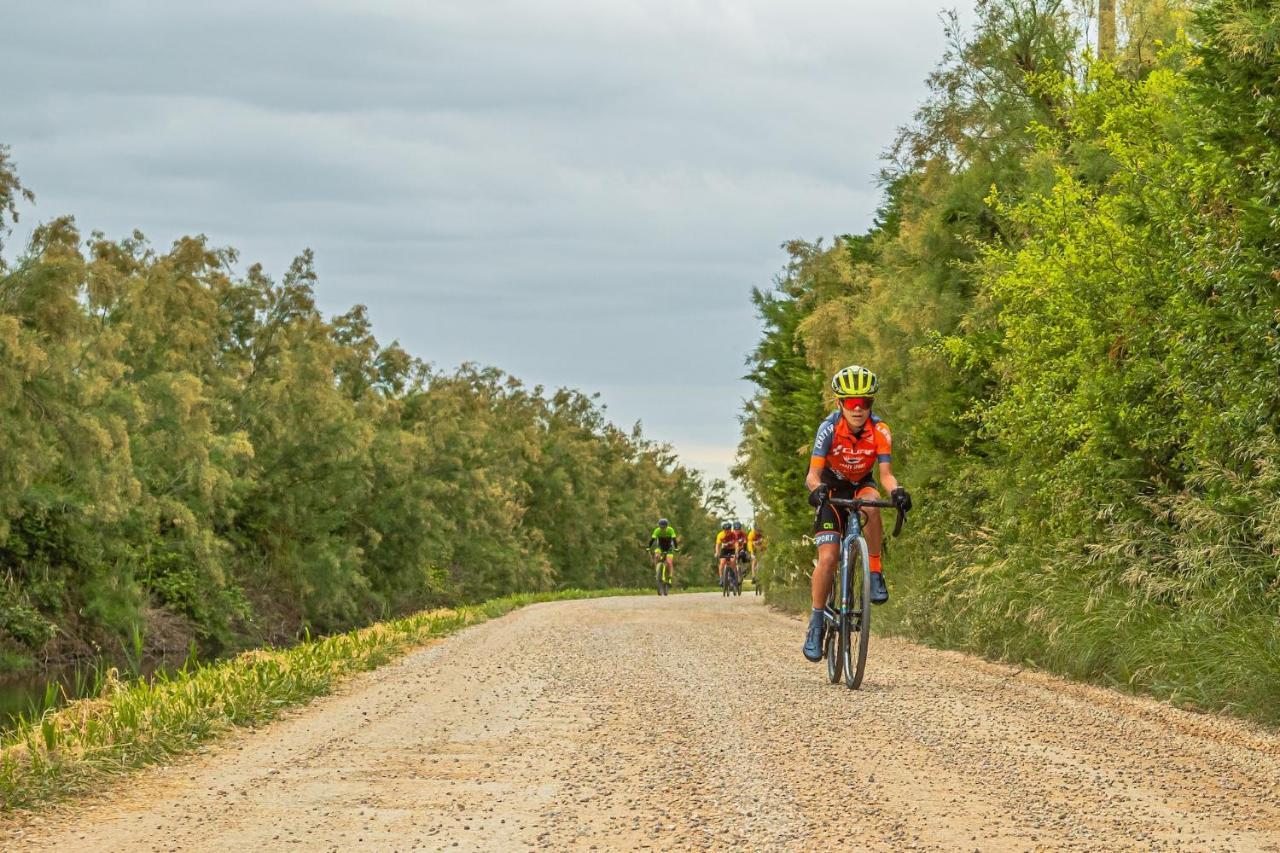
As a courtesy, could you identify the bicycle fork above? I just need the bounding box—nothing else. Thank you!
[823,519,867,632]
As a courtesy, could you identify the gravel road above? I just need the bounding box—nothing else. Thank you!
[4,593,1280,851]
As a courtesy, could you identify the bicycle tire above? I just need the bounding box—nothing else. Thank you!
[824,588,842,684]
[844,536,872,689]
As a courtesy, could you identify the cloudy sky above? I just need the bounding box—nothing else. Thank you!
[3,0,960,516]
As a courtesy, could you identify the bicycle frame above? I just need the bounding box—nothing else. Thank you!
[722,561,739,596]
[819,495,900,688]
[823,516,870,634]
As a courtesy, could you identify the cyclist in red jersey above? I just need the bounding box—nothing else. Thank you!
[714,521,746,586]
[802,365,912,662]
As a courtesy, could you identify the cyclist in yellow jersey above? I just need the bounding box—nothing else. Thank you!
[649,518,679,587]
[746,524,763,580]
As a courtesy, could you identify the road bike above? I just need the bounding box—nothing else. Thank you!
[821,496,905,689]
[721,557,741,597]
[654,553,674,596]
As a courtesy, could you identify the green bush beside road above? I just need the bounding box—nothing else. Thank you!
[744,1,1280,727]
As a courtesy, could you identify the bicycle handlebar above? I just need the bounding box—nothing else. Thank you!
[825,496,907,537]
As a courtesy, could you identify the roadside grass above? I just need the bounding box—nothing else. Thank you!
[762,536,1280,727]
[0,587,655,813]
[878,543,1280,726]
[762,584,810,614]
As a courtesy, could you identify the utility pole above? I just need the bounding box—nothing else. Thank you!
[1099,0,1117,60]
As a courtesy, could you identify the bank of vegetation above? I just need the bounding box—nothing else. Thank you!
[739,0,1280,723]
[0,156,723,676]
[0,588,653,811]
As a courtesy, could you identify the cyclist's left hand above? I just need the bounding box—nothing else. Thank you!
[891,486,913,513]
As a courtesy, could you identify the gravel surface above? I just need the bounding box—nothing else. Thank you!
[4,592,1280,851]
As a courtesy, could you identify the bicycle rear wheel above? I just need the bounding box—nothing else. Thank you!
[843,537,872,689]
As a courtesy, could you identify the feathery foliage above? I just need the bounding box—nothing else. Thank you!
[739,0,1280,723]
[0,192,720,671]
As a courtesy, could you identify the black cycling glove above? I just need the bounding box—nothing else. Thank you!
[808,483,830,508]
[891,486,913,513]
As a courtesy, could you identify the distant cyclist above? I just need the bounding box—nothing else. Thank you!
[802,365,912,662]
[716,521,746,588]
[649,518,679,584]
[746,523,764,580]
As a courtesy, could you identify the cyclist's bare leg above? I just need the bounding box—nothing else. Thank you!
[856,484,884,562]
[811,542,839,609]
[664,553,674,580]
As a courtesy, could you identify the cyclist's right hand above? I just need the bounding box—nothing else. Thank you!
[808,483,829,508]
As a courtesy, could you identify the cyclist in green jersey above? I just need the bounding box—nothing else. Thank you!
[649,518,680,584]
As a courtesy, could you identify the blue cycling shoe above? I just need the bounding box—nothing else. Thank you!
[802,609,826,662]
[870,572,889,605]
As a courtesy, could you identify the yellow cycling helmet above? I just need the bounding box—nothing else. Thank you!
[830,364,879,398]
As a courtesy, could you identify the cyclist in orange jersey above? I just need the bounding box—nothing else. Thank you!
[802,365,912,662]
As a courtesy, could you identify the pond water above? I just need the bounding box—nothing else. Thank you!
[0,657,187,734]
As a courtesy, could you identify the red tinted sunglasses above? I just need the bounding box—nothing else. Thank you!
[840,396,874,410]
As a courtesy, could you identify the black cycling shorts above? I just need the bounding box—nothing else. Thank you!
[813,476,879,546]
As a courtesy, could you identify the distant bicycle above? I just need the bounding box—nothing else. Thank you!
[821,496,905,689]
[736,550,752,595]
[722,560,741,596]
[655,558,673,596]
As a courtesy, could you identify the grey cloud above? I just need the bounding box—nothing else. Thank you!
[3,0,963,509]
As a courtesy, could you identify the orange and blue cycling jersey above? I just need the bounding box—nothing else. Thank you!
[810,411,892,485]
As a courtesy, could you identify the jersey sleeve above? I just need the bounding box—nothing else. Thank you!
[811,412,837,458]
[873,420,892,463]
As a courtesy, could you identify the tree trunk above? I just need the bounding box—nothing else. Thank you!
[1099,0,1117,60]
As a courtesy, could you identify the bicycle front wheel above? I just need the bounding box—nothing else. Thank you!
[824,588,843,684]
[843,536,872,689]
